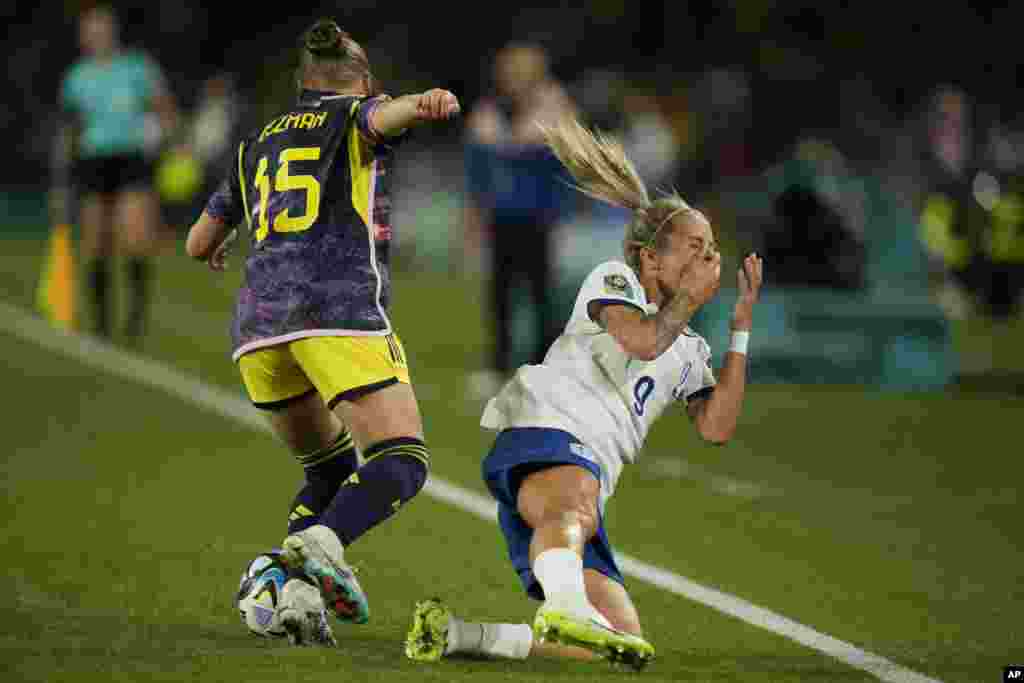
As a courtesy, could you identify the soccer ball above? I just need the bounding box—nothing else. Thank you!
[236,550,293,638]
[236,550,335,644]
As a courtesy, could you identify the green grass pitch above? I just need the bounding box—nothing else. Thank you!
[1,234,1020,682]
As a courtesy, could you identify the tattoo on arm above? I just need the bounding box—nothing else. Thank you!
[652,291,697,356]
[593,292,698,359]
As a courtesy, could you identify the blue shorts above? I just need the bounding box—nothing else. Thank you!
[481,427,624,601]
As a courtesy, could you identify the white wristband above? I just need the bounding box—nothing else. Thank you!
[729,330,750,355]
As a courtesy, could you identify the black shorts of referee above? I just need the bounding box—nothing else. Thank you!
[74,152,154,195]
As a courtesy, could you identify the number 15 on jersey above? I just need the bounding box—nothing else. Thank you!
[252,147,321,242]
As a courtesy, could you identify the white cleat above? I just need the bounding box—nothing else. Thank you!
[280,526,370,624]
[278,578,338,647]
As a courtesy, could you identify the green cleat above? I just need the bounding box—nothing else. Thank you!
[280,529,369,624]
[405,598,452,662]
[533,605,655,671]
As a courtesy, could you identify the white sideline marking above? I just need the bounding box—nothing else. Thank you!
[646,455,772,499]
[2,302,941,683]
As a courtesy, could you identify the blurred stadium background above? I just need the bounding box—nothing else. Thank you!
[2,2,1021,682]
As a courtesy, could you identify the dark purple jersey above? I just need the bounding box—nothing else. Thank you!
[205,90,405,360]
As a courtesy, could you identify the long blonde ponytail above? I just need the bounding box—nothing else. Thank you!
[538,117,697,272]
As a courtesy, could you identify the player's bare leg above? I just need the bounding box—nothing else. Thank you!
[584,569,643,636]
[79,193,113,337]
[282,382,429,624]
[259,390,354,635]
[518,465,603,617]
[332,381,425,446]
[516,465,653,667]
[267,391,346,455]
[256,391,357,644]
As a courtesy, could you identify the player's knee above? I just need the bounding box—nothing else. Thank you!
[529,499,599,540]
[362,436,429,502]
[566,504,599,540]
[519,466,600,528]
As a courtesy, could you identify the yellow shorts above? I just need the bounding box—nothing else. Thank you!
[237,334,410,410]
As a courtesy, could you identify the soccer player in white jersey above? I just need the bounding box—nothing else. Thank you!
[405,117,762,670]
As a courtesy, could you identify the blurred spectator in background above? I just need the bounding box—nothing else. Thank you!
[915,85,1024,320]
[571,68,625,132]
[689,67,754,195]
[567,70,680,220]
[156,72,244,229]
[917,86,978,317]
[759,139,866,290]
[567,68,629,232]
[52,4,178,341]
[980,119,1024,318]
[620,88,680,193]
[189,73,244,192]
[463,42,577,397]
[555,75,680,268]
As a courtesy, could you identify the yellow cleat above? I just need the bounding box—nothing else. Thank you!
[404,598,451,662]
[533,605,655,671]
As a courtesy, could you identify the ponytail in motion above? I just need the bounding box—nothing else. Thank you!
[538,117,699,272]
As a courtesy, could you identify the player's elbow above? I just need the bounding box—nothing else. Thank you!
[185,228,212,261]
[696,416,733,446]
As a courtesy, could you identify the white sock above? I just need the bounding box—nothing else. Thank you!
[533,548,589,612]
[445,617,532,659]
[302,524,345,562]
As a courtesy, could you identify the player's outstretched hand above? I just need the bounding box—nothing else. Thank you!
[416,89,460,121]
[731,253,763,331]
[208,229,237,272]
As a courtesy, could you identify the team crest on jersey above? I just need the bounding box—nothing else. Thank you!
[604,274,633,298]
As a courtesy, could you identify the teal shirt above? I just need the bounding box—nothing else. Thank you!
[61,51,162,159]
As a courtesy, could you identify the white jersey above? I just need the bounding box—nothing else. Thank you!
[481,260,716,508]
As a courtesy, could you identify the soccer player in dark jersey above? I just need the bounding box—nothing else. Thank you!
[186,18,459,644]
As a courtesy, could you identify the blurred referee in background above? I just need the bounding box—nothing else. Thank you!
[51,4,179,341]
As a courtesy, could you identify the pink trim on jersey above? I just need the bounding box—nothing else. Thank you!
[232,327,392,362]
[368,157,379,238]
